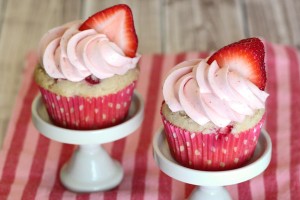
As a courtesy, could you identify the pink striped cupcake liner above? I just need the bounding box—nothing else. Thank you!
[161,114,265,171]
[38,82,136,130]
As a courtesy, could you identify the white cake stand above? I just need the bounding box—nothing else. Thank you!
[31,92,144,193]
[153,128,272,200]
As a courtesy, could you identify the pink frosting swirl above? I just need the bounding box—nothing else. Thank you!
[163,59,269,127]
[38,21,141,81]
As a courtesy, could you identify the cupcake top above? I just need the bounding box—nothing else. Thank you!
[163,38,269,128]
[38,4,140,82]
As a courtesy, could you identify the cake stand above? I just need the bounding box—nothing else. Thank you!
[153,128,272,200]
[31,92,144,193]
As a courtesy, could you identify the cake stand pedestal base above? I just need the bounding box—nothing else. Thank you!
[60,144,123,192]
[189,186,231,200]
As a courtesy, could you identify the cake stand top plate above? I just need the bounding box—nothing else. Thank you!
[31,92,144,145]
[153,128,272,187]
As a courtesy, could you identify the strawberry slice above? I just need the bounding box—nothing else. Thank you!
[79,4,138,58]
[207,38,266,90]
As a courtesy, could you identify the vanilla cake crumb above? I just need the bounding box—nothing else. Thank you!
[34,65,139,97]
[161,102,265,134]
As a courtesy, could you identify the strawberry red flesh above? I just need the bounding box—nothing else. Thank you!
[79,4,138,58]
[207,38,266,90]
[85,75,100,85]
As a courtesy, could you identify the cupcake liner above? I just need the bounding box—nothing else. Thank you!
[39,82,136,130]
[161,115,265,171]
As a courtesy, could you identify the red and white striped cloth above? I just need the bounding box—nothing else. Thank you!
[0,41,300,200]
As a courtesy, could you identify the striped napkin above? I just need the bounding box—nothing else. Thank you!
[0,41,299,200]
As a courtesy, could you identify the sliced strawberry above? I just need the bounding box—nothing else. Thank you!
[79,4,138,58]
[207,38,266,90]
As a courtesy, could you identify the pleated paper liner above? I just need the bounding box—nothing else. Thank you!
[161,115,265,171]
[38,82,136,130]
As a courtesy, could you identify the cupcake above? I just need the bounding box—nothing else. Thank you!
[34,4,141,130]
[161,38,269,171]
